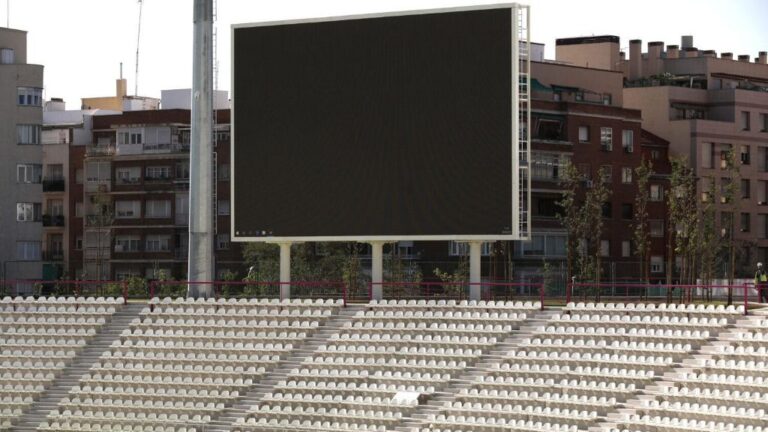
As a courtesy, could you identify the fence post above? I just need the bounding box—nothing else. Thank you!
[122,280,128,305]
[566,282,572,305]
[149,281,156,312]
[743,283,749,316]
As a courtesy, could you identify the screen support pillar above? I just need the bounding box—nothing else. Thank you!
[278,242,292,300]
[370,241,385,300]
[469,241,483,300]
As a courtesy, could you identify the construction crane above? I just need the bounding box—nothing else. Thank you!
[135,0,143,96]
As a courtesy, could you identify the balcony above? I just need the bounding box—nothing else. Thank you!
[42,178,65,192]
[42,214,65,227]
[85,215,112,227]
[86,145,116,157]
[42,250,64,261]
[141,142,190,154]
[174,248,188,260]
[144,175,172,183]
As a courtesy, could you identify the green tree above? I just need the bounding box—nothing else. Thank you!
[633,157,653,285]
[582,166,612,300]
[667,157,698,286]
[556,161,584,283]
[720,148,741,305]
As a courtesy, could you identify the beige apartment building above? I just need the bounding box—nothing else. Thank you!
[0,28,44,290]
[557,35,768,272]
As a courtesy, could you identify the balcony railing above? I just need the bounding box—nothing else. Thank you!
[42,250,64,261]
[86,145,115,157]
[42,214,65,227]
[42,178,65,192]
[142,142,190,153]
[85,215,112,227]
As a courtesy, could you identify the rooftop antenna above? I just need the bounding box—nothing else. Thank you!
[6,0,9,28]
[134,0,143,96]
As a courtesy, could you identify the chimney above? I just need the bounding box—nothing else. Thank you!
[738,55,750,63]
[722,52,733,60]
[647,41,663,75]
[629,39,642,80]
[667,45,679,59]
[701,50,717,58]
[683,47,699,58]
[681,35,694,49]
[759,51,767,64]
[44,98,66,112]
[116,78,127,98]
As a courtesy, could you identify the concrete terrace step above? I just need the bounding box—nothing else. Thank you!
[9,303,147,432]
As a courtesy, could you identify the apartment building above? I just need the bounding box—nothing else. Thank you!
[69,97,241,281]
[0,28,44,289]
[618,37,768,272]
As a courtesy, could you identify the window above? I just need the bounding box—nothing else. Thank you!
[741,111,750,131]
[217,200,230,216]
[16,241,41,261]
[145,235,171,252]
[651,149,661,160]
[536,118,565,141]
[531,152,569,181]
[17,124,41,145]
[118,128,143,145]
[115,200,140,218]
[145,166,170,181]
[621,167,632,184]
[16,203,41,222]
[115,268,141,281]
[449,241,491,256]
[218,164,230,180]
[622,130,633,153]
[761,113,768,132]
[114,235,141,252]
[621,203,633,219]
[600,127,612,151]
[578,126,590,143]
[741,213,751,232]
[75,168,84,184]
[75,202,83,217]
[601,202,612,218]
[175,161,190,180]
[85,161,110,182]
[742,179,751,199]
[216,234,230,250]
[47,199,64,217]
[115,167,141,184]
[600,240,610,257]
[741,145,751,165]
[145,200,171,218]
[601,165,612,183]
[650,184,664,202]
[1,48,14,64]
[46,164,64,180]
[75,235,83,250]
[17,87,42,106]
[575,91,584,101]
[621,240,631,258]
[577,163,591,181]
[702,142,714,169]
[397,241,414,257]
[536,198,561,218]
[650,220,664,237]
[16,164,42,183]
[602,94,612,105]
[650,256,664,273]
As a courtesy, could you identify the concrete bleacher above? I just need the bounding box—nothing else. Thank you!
[0,296,766,432]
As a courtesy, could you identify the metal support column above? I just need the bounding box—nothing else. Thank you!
[279,242,292,300]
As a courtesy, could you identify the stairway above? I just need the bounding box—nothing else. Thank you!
[9,303,147,432]
[203,304,368,432]
[394,308,561,432]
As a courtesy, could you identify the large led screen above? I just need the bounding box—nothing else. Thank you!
[233,5,515,241]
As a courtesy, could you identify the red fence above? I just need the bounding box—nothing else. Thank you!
[1,279,765,315]
[0,279,128,304]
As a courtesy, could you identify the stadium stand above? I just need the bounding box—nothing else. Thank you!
[231,299,543,432]
[0,296,128,430]
[0,296,766,432]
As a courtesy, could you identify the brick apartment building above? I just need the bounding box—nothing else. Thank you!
[66,106,243,281]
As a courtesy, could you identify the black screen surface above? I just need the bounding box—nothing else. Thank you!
[233,7,512,239]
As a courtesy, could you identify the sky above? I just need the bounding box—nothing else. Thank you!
[3,0,766,110]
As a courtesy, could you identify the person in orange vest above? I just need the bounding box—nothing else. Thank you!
[755,262,768,303]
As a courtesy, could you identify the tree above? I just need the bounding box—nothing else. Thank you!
[633,157,653,285]
[556,161,584,283]
[582,166,612,300]
[89,190,114,281]
[720,148,742,305]
[699,177,719,299]
[667,157,698,287]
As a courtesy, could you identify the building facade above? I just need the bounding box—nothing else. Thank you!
[0,28,44,289]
